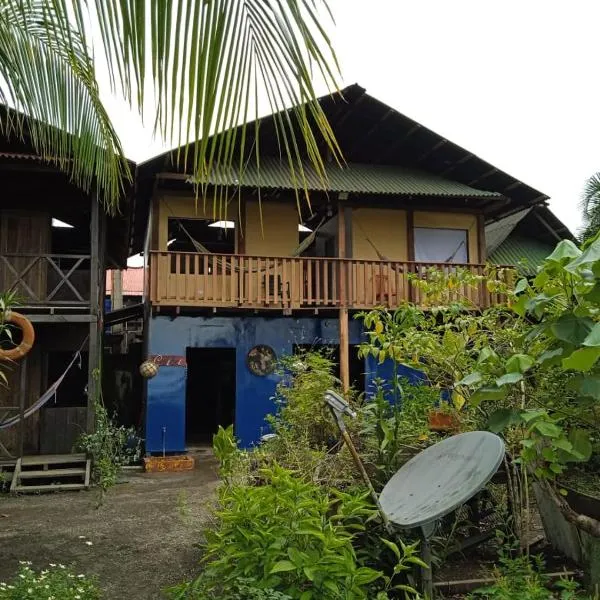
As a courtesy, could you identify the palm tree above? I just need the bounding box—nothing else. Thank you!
[1,1,341,213]
[581,173,600,241]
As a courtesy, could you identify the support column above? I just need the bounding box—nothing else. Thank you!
[87,193,104,432]
[18,357,28,458]
[407,209,415,303]
[338,204,349,393]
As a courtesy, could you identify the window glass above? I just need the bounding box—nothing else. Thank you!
[414,227,468,263]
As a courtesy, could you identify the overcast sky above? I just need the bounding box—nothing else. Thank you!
[102,0,599,236]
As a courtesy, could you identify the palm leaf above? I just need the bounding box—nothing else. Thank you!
[88,0,342,216]
[581,172,600,241]
[0,1,130,212]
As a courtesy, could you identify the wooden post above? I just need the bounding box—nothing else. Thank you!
[338,204,350,393]
[477,213,486,262]
[18,357,27,458]
[87,192,102,432]
[476,213,488,308]
[407,209,415,303]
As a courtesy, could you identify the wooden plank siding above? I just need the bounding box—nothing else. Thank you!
[149,251,510,310]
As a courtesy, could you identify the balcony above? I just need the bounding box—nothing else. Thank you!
[149,251,509,311]
[0,253,91,308]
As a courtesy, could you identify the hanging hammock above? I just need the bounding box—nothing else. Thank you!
[0,338,87,432]
[167,198,327,274]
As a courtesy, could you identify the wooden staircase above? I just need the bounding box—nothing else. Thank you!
[10,454,91,493]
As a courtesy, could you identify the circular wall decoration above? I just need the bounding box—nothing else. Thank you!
[247,345,277,376]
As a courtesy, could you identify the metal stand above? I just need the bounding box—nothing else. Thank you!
[419,527,433,599]
[324,390,393,533]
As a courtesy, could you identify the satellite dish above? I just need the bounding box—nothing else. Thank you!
[380,431,505,529]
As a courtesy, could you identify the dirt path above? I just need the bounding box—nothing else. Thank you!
[0,451,219,599]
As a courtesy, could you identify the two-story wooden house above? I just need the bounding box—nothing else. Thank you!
[133,84,550,452]
[0,124,134,469]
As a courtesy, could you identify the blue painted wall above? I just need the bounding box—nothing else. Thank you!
[146,315,364,452]
[364,356,426,404]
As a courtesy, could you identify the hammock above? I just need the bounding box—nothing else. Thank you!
[0,339,87,431]
[172,208,327,275]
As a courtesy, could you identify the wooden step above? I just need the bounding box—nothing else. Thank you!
[19,468,86,479]
[13,483,87,493]
[21,453,87,466]
[10,457,91,494]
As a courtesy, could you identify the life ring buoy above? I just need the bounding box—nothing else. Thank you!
[0,311,35,361]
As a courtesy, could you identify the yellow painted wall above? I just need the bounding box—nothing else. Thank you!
[352,208,408,260]
[155,193,239,251]
[244,200,299,256]
[414,211,479,262]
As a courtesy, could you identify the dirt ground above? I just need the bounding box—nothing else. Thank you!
[0,449,219,599]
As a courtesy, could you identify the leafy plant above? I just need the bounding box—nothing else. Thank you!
[174,465,421,600]
[358,379,438,488]
[0,562,100,600]
[467,553,590,600]
[260,351,362,488]
[460,239,600,491]
[75,400,141,498]
[0,291,20,388]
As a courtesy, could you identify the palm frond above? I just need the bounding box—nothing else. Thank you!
[580,172,600,241]
[0,1,130,212]
[89,0,342,216]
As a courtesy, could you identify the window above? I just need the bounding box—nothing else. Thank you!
[413,227,468,263]
[167,218,235,254]
[167,218,236,274]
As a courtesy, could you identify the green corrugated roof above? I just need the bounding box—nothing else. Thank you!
[189,158,503,199]
[489,234,554,275]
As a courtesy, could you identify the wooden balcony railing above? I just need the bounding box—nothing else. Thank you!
[0,253,91,306]
[150,251,510,310]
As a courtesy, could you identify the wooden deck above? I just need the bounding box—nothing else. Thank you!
[150,251,510,310]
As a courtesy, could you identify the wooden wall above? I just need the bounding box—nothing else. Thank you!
[0,210,51,301]
[244,200,298,256]
[0,324,88,457]
[352,208,408,261]
[153,193,483,262]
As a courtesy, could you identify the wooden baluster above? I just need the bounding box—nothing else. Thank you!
[307,260,313,305]
[192,255,198,302]
[274,257,280,304]
[222,255,227,303]
[202,255,208,303]
[332,261,338,306]
[315,260,324,306]
[323,260,329,306]
[385,262,395,308]
[210,255,216,302]
[248,257,254,305]
[282,258,288,308]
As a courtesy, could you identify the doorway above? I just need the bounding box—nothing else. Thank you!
[185,348,236,445]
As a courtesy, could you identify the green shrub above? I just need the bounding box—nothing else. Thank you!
[205,465,381,599]
[0,563,100,600]
[358,379,439,488]
[468,554,590,600]
[75,401,141,494]
[171,465,422,599]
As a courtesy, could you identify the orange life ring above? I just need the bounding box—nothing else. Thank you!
[0,311,35,361]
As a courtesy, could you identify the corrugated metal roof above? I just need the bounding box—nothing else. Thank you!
[485,209,531,254]
[185,158,502,199]
[488,234,554,276]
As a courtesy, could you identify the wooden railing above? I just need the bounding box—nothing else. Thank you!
[150,251,510,310]
[0,253,91,306]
